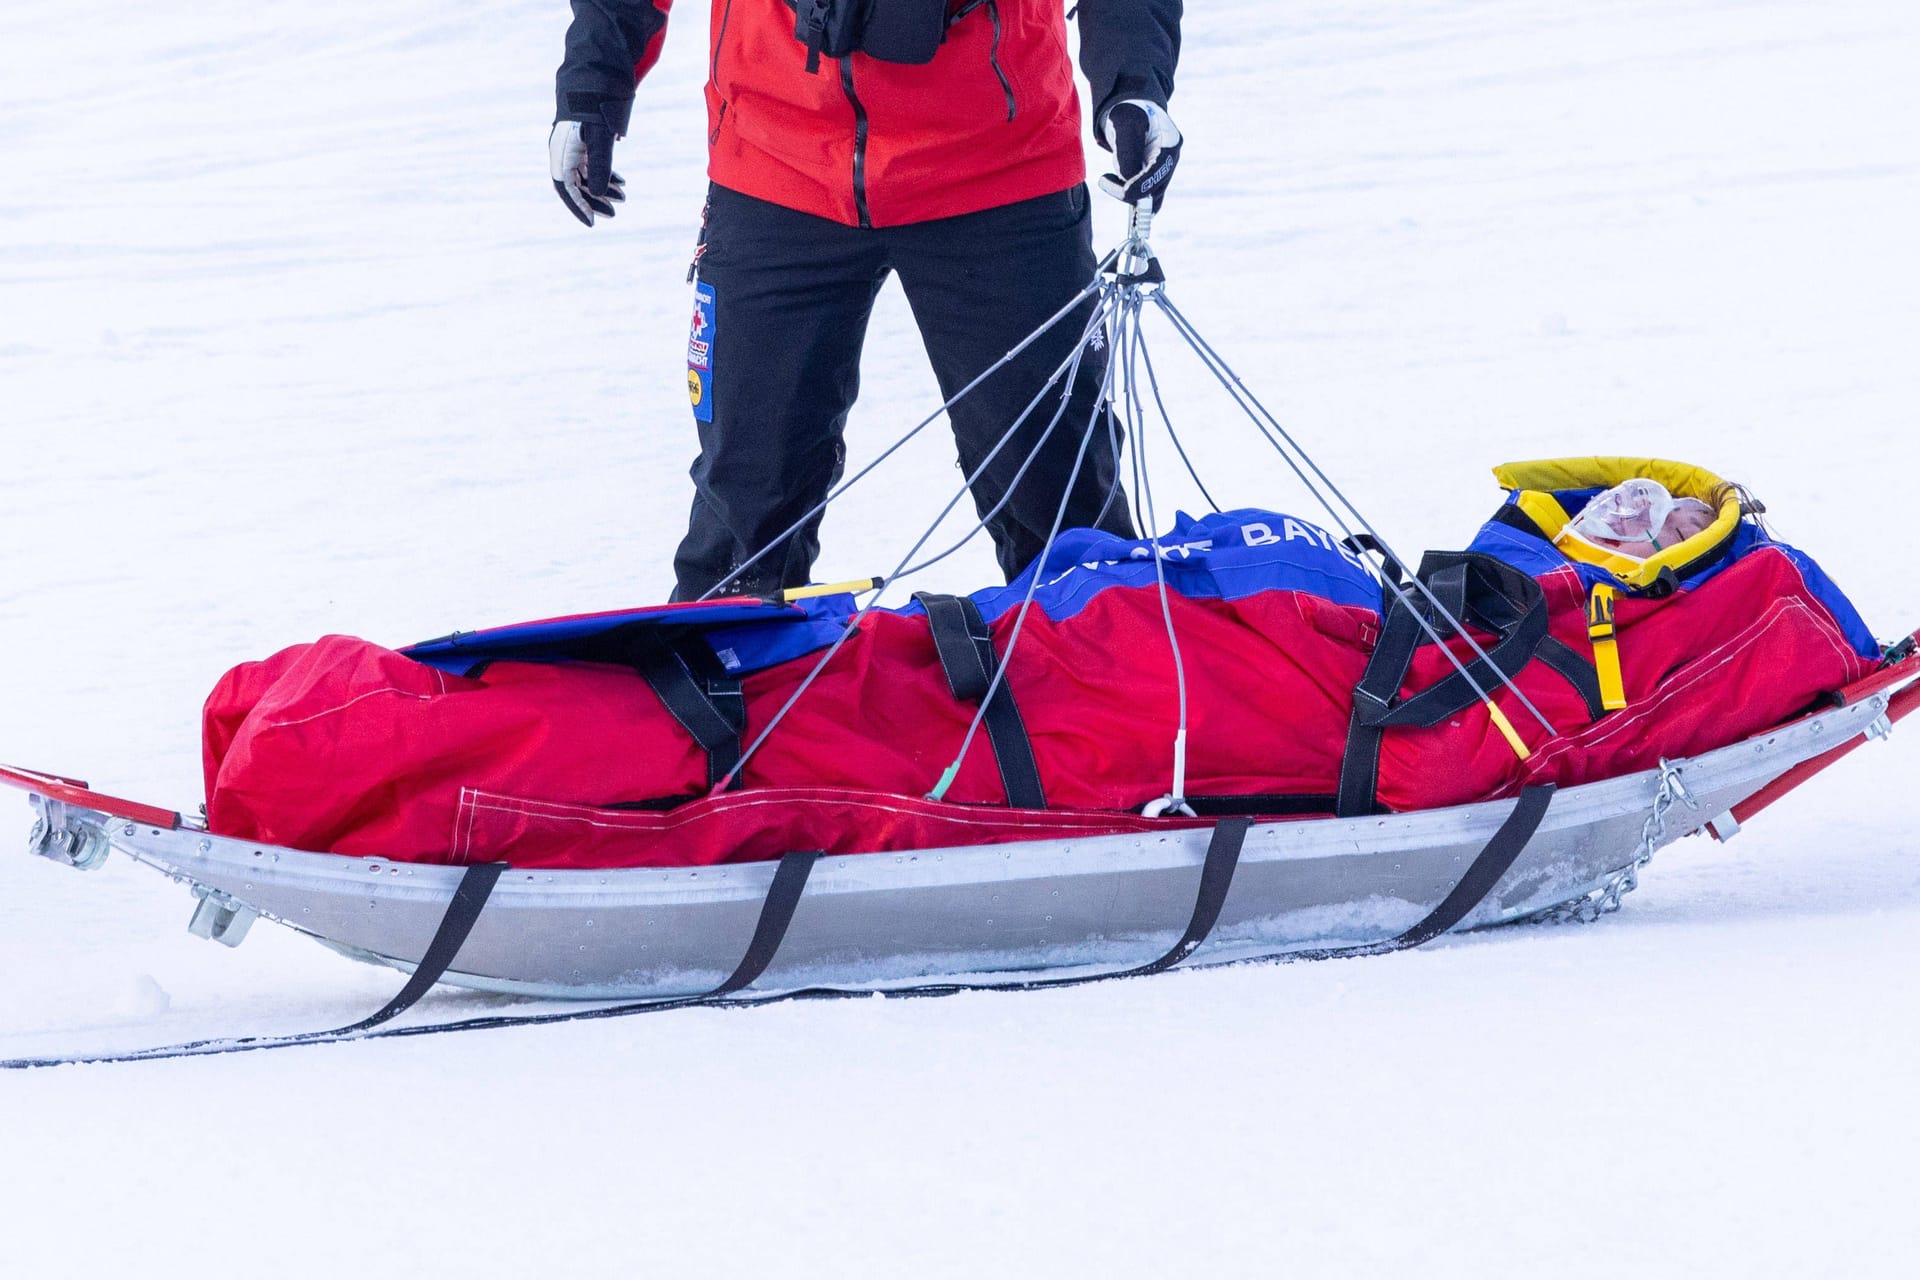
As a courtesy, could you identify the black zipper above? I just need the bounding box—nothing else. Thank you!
[709,0,736,144]
[838,56,872,228]
[984,0,1017,121]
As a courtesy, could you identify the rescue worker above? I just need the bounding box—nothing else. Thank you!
[551,1,1185,599]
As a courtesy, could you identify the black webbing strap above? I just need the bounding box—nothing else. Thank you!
[339,860,508,1033]
[804,816,1248,989]
[1364,558,1548,729]
[1293,783,1554,960]
[308,846,819,1026]
[914,592,1047,808]
[1340,532,1409,588]
[1536,636,1606,721]
[1338,553,1588,817]
[706,849,821,996]
[633,632,746,790]
[1182,793,1337,817]
[1111,816,1250,975]
[1381,783,1554,949]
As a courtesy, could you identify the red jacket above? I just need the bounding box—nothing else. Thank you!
[557,1,1182,227]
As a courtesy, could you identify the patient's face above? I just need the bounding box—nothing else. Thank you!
[1662,500,1715,544]
[1591,498,1715,559]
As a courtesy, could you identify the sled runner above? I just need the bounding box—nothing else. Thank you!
[7,227,1915,1064]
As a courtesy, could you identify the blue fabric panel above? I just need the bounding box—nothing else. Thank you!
[702,596,860,674]
[695,510,1386,675]
[965,509,1386,624]
[1723,527,1882,659]
[1466,518,1576,581]
[404,599,808,675]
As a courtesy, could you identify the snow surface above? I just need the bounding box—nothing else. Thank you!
[3,0,1918,1274]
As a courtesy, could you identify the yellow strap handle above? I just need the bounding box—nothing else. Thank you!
[1587,583,1629,711]
[781,577,884,602]
[1486,701,1531,760]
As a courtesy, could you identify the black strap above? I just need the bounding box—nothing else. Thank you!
[889,816,1245,984]
[793,0,833,72]
[633,633,746,791]
[1182,793,1337,817]
[917,592,993,702]
[508,618,745,791]
[1536,636,1606,721]
[915,592,1047,808]
[1381,783,1553,949]
[1336,560,1476,816]
[1366,560,1548,730]
[1113,817,1249,976]
[1293,783,1554,959]
[707,850,820,996]
[339,861,508,1033]
[1338,553,1594,817]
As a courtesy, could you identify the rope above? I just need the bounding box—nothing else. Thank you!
[714,289,1121,792]
[694,258,1115,602]
[928,304,1122,801]
[1119,292,1193,814]
[895,299,1122,579]
[716,240,1565,797]
[1136,322,1220,514]
[1151,292,1560,741]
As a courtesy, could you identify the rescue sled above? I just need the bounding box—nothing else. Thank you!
[7,633,1912,1002]
[7,238,1916,1065]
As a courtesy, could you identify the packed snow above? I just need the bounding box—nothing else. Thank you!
[3,1,1917,1274]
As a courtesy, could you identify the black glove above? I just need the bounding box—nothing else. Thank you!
[1098,100,1182,212]
[549,120,625,227]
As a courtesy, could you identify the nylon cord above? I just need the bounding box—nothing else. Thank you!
[1120,290,1193,809]
[1151,292,1560,739]
[1136,324,1220,513]
[715,290,1121,791]
[695,258,1115,602]
[929,303,1122,800]
[895,296,1123,579]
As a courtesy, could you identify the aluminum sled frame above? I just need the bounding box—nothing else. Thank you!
[10,663,1910,1002]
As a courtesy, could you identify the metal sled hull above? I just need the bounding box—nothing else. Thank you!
[19,690,1891,1000]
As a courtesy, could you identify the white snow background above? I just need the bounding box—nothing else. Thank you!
[3,0,1918,1274]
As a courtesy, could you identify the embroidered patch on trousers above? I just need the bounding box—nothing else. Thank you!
[687,280,715,423]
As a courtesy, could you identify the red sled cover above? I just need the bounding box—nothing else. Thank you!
[201,508,1879,868]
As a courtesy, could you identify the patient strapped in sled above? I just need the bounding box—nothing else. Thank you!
[200,458,1882,868]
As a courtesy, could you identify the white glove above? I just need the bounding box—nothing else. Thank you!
[549,119,625,227]
[1098,100,1182,212]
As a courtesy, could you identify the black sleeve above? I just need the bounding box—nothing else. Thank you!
[1075,0,1182,139]
[555,0,672,135]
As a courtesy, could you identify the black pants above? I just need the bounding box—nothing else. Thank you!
[672,183,1134,600]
